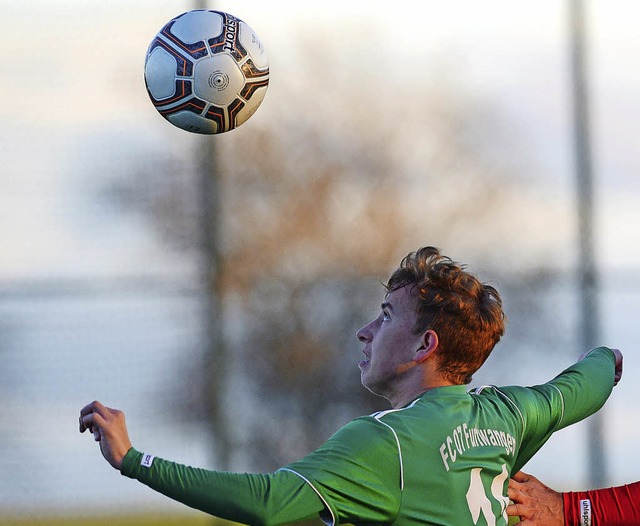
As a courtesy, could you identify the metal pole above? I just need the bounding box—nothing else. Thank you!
[192,0,231,471]
[569,0,606,487]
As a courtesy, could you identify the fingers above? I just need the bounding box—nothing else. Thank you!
[507,482,520,500]
[507,471,564,525]
[511,470,531,483]
[80,408,100,444]
[507,493,535,522]
[508,471,534,520]
[506,502,522,518]
[611,348,623,385]
[80,407,107,439]
[79,401,113,434]
[80,411,93,434]
[508,470,532,498]
[80,400,102,432]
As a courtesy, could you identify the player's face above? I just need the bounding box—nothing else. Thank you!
[356,286,424,400]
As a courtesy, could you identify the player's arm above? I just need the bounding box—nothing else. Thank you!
[543,347,622,429]
[121,449,324,525]
[80,401,324,525]
[507,471,640,526]
[506,347,621,471]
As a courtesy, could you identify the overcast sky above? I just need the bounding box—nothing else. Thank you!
[2,0,640,276]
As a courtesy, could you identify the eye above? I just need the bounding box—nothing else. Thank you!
[382,310,391,321]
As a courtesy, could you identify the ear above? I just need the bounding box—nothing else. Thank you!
[414,329,439,363]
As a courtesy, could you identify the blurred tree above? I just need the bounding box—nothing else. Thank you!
[197,72,537,468]
[98,35,562,470]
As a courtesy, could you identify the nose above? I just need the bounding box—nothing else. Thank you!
[356,320,373,343]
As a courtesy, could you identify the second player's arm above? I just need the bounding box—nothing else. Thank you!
[563,481,640,526]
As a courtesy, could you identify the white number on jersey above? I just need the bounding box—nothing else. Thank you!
[465,465,509,525]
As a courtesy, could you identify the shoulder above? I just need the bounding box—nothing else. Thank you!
[297,414,406,468]
[468,385,527,426]
[330,414,400,444]
[284,415,403,476]
[469,384,523,404]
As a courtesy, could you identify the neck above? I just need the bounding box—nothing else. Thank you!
[387,376,456,409]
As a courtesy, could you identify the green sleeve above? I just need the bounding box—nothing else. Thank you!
[506,346,616,472]
[120,448,324,525]
[282,417,402,525]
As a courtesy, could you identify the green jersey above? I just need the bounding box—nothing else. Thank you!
[121,346,616,526]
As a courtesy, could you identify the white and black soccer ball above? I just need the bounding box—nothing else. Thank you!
[144,10,269,134]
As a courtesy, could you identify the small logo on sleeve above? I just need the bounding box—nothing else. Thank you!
[141,453,155,468]
[580,499,592,526]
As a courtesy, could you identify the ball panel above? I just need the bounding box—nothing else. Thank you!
[241,59,269,80]
[145,47,179,100]
[168,110,220,134]
[194,55,245,107]
[170,10,223,46]
[204,105,227,132]
[238,22,268,70]
[207,12,247,63]
[228,98,247,129]
[151,80,194,108]
[161,21,209,60]
[240,79,269,102]
[233,93,265,128]
[146,38,194,77]
[158,94,206,116]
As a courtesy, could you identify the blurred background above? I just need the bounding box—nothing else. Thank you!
[1,0,639,523]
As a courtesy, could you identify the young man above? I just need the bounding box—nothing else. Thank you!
[507,471,640,526]
[80,246,623,526]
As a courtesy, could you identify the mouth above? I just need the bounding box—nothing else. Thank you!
[359,350,371,368]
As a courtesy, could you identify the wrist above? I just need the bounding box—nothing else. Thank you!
[119,447,140,476]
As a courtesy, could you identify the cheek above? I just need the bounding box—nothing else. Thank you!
[382,331,420,362]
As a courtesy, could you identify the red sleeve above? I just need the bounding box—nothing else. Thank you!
[563,481,640,526]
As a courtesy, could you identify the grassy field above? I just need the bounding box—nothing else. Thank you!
[0,515,336,526]
[1,516,521,525]
[0,514,226,526]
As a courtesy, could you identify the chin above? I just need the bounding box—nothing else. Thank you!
[360,374,379,395]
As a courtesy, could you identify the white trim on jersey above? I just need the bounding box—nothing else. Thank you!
[371,396,420,419]
[369,398,421,491]
[372,417,405,491]
[278,468,336,526]
[493,388,526,430]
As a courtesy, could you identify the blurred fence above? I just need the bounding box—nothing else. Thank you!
[5,265,640,522]
[0,278,213,519]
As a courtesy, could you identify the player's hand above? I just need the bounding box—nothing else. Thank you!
[79,401,132,471]
[506,471,564,526]
[611,348,623,386]
[578,347,623,386]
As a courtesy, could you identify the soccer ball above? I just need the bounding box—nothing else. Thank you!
[144,10,269,134]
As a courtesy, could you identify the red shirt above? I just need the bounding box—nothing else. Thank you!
[564,481,640,525]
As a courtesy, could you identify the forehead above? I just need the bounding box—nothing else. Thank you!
[384,285,417,313]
